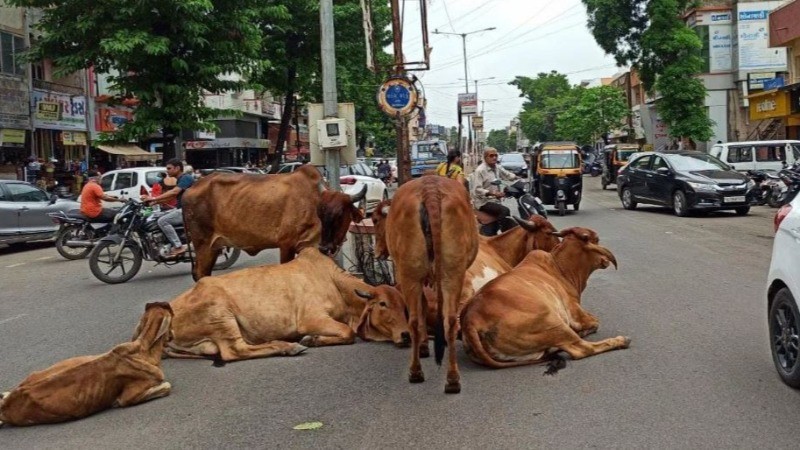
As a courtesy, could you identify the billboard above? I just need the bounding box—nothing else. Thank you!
[458,93,478,115]
[736,1,787,70]
[31,90,88,131]
[709,25,733,73]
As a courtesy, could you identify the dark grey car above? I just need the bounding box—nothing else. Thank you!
[0,180,80,246]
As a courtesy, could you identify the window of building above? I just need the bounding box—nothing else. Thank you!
[0,31,26,76]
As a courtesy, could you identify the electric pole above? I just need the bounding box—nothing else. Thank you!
[389,0,411,184]
[320,0,340,191]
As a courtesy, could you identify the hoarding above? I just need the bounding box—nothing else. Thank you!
[737,1,787,70]
[458,93,478,115]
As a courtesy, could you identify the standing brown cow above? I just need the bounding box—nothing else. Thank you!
[0,303,173,427]
[373,176,479,394]
[182,165,366,280]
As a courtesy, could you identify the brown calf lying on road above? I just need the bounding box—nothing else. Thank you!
[165,248,410,364]
[0,303,174,427]
[461,227,631,369]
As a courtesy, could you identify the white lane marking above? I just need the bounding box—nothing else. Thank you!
[36,256,53,261]
[5,263,25,268]
[0,314,28,325]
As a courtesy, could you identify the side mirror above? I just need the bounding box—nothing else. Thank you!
[656,167,671,175]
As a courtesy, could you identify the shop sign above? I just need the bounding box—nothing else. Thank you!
[737,2,787,70]
[458,93,478,115]
[749,90,790,120]
[184,138,270,150]
[472,115,484,130]
[31,90,88,131]
[709,25,732,73]
[0,128,26,145]
[377,76,419,117]
[748,72,779,90]
[62,131,87,146]
[97,107,133,132]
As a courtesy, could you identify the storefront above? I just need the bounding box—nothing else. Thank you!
[748,88,791,123]
[787,83,800,140]
[184,137,270,168]
[95,144,162,171]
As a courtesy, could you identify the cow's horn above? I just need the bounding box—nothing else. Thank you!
[550,230,566,237]
[349,185,368,203]
[354,289,375,300]
[513,216,538,232]
[588,243,618,269]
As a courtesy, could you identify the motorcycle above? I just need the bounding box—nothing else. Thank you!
[87,199,241,284]
[746,170,780,207]
[771,168,800,208]
[48,210,115,260]
[581,153,603,177]
[477,179,547,236]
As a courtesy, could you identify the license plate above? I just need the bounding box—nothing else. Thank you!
[724,196,746,203]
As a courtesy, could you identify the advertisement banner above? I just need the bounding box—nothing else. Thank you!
[96,107,133,132]
[61,131,87,146]
[458,93,478,115]
[472,115,484,130]
[31,90,88,131]
[709,24,733,73]
[748,90,790,120]
[737,1,787,70]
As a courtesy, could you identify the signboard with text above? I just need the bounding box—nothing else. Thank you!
[458,93,478,115]
[736,1,787,70]
[31,90,88,131]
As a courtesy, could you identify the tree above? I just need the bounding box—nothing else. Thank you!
[507,131,517,153]
[583,0,714,143]
[557,85,629,144]
[486,128,509,153]
[11,0,265,146]
[510,71,574,142]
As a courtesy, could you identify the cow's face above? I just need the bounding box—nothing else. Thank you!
[519,215,561,252]
[355,286,411,347]
[371,200,391,259]
[132,302,175,346]
[318,191,365,257]
[554,227,617,271]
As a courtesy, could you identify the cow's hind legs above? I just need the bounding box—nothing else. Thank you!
[218,339,308,363]
[400,277,426,384]
[560,335,631,360]
[116,381,172,407]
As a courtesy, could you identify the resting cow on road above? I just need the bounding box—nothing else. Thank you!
[460,227,631,369]
[0,303,174,427]
[182,165,366,280]
[373,176,479,394]
[165,248,410,364]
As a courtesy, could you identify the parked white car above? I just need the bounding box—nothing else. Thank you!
[767,195,800,387]
[89,167,167,206]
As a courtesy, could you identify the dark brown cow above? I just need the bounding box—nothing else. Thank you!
[460,227,630,369]
[182,165,366,280]
[373,176,479,394]
[0,303,173,426]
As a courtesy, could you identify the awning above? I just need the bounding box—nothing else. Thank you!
[97,144,162,161]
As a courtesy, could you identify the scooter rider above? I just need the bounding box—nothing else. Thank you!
[471,147,518,232]
[80,170,122,221]
[142,158,193,257]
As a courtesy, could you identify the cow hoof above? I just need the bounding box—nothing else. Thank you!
[288,344,308,356]
[409,372,425,383]
[300,335,316,347]
[620,336,632,348]
[444,382,461,394]
[419,346,430,358]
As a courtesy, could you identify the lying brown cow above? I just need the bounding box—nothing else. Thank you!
[461,227,630,369]
[373,176,478,394]
[0,303,173,427]
[182,165,366,280]
[165,248,410,364]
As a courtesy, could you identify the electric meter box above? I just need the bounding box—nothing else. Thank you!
[316,118,348,148]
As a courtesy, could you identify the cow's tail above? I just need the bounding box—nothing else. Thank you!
[462,323,552,369]
[420,191,446,366]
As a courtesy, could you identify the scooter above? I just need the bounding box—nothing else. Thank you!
[477,179,547,236]
[746,170,779,206]
[48,210,115,260]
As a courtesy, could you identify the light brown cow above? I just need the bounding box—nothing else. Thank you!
[460,227,630,369]
[165,248,411,364]
[0,303,174,427]
[182,165,366,280]
[373,176,479,394]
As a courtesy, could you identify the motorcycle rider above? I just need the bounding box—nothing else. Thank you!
[80,170,122,221]
[471,147,518,232]
[142,158,193,257]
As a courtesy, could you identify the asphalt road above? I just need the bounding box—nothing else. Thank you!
[1,176,797,448]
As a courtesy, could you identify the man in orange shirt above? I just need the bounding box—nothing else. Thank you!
[80,170,122,221]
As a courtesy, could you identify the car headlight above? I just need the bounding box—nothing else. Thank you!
[687,181,717,192]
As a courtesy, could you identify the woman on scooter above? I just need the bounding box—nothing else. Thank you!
[436,150,465,184]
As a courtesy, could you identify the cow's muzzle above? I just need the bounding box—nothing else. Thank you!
[396,331,412,348]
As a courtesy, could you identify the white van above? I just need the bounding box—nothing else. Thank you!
[709,140,800,172]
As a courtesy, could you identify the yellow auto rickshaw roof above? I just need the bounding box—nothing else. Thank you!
[541,145,578,150]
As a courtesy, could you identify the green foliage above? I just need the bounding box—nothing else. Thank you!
[10,0,264,142]
[582,0,713,142]
[506,131,517,153]
[556,85,629,143]
[510,71,577,143]
[486,128,509,153]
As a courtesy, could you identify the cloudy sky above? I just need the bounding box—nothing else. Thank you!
[397,0,623,132]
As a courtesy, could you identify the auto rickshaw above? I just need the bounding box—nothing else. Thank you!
[531,142,583,216]
[600,143,640,190]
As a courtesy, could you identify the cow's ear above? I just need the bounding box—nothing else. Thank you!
[154,316,172,345]
[356,303,375,341]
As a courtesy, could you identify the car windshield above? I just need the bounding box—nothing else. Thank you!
[664,153,729,171]
[500,154,525,164]
[416,144,446,160]
[540,151,580,169]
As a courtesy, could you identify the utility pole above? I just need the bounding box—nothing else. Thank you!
[320,0,340,191]
[389,0,411,184]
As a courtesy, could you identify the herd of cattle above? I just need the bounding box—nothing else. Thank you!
[0,167,631,427]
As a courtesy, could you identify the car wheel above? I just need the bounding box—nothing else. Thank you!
[672,190,689,217]
[621,187,637,210]
[735,206,750,216]
[769,288,800,388]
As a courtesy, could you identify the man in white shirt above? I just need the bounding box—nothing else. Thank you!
[470,147,518,232]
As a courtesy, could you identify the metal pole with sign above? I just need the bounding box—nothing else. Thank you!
[377,76,419,185]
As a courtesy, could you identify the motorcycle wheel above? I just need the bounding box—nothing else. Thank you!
[55,225,93,260]
[768,193,782,208]
[213,247,241,270]
[89,240,142,284]
[557,201,566,216]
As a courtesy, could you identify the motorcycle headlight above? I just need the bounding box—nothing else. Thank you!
[687,181,717,192]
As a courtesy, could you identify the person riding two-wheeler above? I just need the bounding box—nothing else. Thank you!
[436,150,465,185]
[80,170,122,222]
[141,158,193,257]
[471,147,518,232]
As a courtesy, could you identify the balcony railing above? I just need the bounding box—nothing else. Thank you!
[33,79,85,96]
